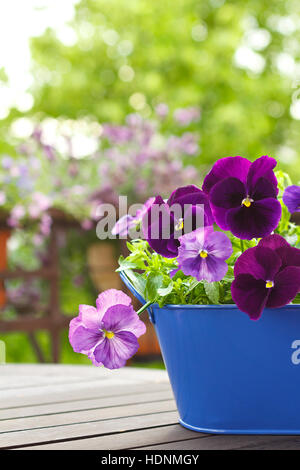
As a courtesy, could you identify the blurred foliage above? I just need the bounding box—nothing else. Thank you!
[22,0,300,177]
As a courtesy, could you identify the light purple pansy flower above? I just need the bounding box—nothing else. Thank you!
[283,185,300,213]
[112,197,155,237]
[69,289,146,370]
[177,226,233,282]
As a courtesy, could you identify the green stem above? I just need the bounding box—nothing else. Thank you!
[137,301,153,315]
[240,239,245,253]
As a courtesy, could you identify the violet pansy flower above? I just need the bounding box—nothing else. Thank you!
[231,234,300,320]
[203,156,281,240]
[143,185,214,258]
[283,185,300,213]
[112,197,155,237]
[177,226,233,282]
[69,289,146,369]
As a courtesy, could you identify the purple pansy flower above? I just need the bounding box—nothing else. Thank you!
[112,197,155,237]
[177,226,233,282]
[283,185,300,213]
[69,289,146,369]
[142,185,214,258]
[231,234,300,320]
[203,156,282,240]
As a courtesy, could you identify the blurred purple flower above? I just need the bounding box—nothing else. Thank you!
[112,197,155,237]
[155,103,169,119]
[73,275,84,288]
[283,185,300,213]
[173,107,201,126]
[28,193,52,219]
[0,191,6,206]
[39,214,52,236]
[103,124,134,144]
[232,234,300,320]
[32,126,43,143]
[69,289,146,369]
[33,234,45,246]
[8,205,26,227]
[81,219,93,230]
[68,161,79,177]
[1,156,13,170]
[178,226,233,282]
[203,156,281,240]
[167,133,199,156]
[43,145,56,162]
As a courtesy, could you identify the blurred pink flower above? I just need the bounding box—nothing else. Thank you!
[173,107,201,126]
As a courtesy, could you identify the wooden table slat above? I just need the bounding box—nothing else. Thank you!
[19,424,202,450]
[0,411,179,449]
[0,399,176,434]
[1,364,299,450]
[0,390,173,421]
[136,434,300,450]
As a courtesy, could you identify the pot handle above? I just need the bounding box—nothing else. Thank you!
[119,271,155,324]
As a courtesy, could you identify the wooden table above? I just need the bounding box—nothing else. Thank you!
[1,364,300,450]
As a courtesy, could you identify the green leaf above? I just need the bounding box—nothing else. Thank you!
[157,280,174,297]
[203,281,220,304]
[122,269,146,298]
[145,273,164,302]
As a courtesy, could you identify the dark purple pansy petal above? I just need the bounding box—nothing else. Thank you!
[283,185,300,213]
[142,195,176,258]
[69,326,101,353]
[231,274,269,320]
[234,246,282,281]
[250,177,278,201]
[167,185,206,207]
[210,177,246,209]
[202,156,251,194]
[209,177,246,230]
[266,266,300,308]
[246,156,278,196]
[258,234,289,251]
[280,247,300,269]
[167,185,214,226]
[226,198,281,240]
[166,236,179,256]
[93,331,139,370]
[180,204,212,236]
[258,234,300,271]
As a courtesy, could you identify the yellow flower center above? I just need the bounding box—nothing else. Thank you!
[242,197,254,208]
[175,218,184,231]
[103,330,115,339]
[265,280,274,289]
[199,250,208,258]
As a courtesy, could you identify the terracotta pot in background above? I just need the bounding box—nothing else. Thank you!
[87,242,122,292]
[0,230,10,308]
[87,241,161,359]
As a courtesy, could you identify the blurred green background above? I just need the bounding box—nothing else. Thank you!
[1,0,300,365]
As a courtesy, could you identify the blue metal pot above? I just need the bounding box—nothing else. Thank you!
[120,271,300,434]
